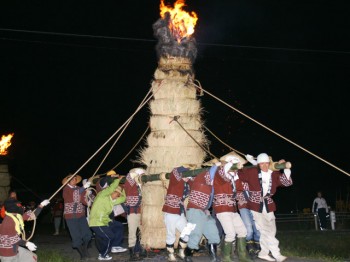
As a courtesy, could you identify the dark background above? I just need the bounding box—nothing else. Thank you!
[1,0,349,213]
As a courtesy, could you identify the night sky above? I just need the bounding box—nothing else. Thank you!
[1,0,349,212]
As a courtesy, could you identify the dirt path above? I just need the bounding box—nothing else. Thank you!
[33,223,323,262]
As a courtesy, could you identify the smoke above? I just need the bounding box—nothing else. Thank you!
[152,12,197,62]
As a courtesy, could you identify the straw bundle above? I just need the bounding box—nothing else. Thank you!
[139,55,207,248]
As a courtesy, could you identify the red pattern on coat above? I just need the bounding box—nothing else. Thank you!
[124,174,141,214]
[187,169,212,210]
[238,167,293,212]
[0,210,39,257]
[162,168,186,215]
[63,185,86,219]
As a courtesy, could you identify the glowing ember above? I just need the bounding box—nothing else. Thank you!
[160,0,198,42]
[0,133,14,155]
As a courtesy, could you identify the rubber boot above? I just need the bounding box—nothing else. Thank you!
[237,238,253,262]
[129,246,139,261]
[222,241,232,262]
[166,244,177,261]
[184,247,194,262]
[231,240,236,259]
[208,244,219,262]
[246,240,256,258]
[178,238,187,259]
[254,241,261,257]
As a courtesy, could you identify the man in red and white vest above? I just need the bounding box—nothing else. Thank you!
[238,153,292,262]
[62,173,92,261]
[0,198,50,262]
[124,167,147,260]
[212,154,253,262]
[162,166,193,261]
[184,167,220,262]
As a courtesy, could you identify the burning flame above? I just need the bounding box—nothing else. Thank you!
[160,0,198,42]
[0,133,14,155]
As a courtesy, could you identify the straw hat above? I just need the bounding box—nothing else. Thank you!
[220,151,247,165]
[62,174,82,185]
[202,158,220,167]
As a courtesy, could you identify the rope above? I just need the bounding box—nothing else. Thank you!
[90,87,154,179]
[202,125,245,157]
[26,82,163,241]
[112,126,150,170]
[170,115,217,160]
[89,81,166,181]
[192,79,350,178]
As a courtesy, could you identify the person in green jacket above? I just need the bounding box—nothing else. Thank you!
[89,178,127,261]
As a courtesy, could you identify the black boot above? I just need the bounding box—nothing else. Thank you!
[246,240,256,258]
[82,241,91,260]
[208,244,219,262]
[129,246,140,261]
[184,247,194,262]
[76,246,86,261]
[134,233,147,258]
[254,241,261,256]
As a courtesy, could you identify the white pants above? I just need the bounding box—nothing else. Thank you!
[127,213,141,247]
[0,246,37,262]
[252,210,281,258]
[216,212,247,242]
[164,212,188,244]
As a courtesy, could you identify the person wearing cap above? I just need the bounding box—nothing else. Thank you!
[96,170,120,194]
[238,153,292,262]
[123,167,147,260]
[0,197,50,261]
[212,154,253,262]
[89,177,127,261]
[62,173,92,261]
[162,166,194,261]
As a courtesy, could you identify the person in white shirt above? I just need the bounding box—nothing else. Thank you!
[312,191,329,230]
[238,153,293,262]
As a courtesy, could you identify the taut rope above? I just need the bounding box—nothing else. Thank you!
[192,79,350,177]
[170,115,218,160]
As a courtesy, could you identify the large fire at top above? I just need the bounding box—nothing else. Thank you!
[153,0,198,61]
[0,133,14,155]
[160,0,198,42]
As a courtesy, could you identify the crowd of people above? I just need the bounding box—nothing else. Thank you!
[0,152,294,262]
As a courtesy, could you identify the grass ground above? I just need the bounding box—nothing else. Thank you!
[278,230,350,262]
[37,230,350,262]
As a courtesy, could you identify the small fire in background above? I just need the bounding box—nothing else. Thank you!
[0,133,14,155]
[159,0,198,42]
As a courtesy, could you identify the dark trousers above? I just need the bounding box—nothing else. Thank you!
[91,220,124,257]
[66,216,92,248]
[317,208,327,229]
